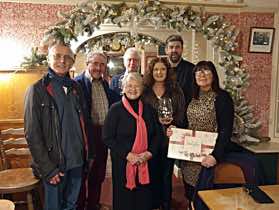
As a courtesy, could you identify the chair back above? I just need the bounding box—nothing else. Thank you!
[0,129,41,210]
[0,128,24,139]
[214,162,246,184]
[0,137,31,170]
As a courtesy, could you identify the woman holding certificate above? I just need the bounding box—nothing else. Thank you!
[103,72,161,210]
[167,61,245,210]
[142,57,185,210]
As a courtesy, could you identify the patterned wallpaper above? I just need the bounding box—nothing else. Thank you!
[224,12,274,135]
[0,2,73,62]
[0,2,274,135]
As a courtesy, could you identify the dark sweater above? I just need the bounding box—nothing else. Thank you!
[174,59,195,105]
[51,80,84,171]
[142,86,185,128]
[103,100,161,160]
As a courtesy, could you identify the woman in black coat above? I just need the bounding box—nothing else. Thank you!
[167,61,259,210]
[103,72,162,210]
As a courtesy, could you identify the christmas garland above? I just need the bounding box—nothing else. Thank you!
[22,0,261,139]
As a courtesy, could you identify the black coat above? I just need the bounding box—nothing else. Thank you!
[175,59,195,105]
[211,89,243,162]
[24,73,91,179]
[103,100,162,210]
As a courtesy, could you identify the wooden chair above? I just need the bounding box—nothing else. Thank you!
[0,128,24,140]
[0,138,30,169]
[214,162,246,184]
[0,137,41,210]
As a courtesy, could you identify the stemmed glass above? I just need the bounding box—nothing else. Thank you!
[158,97,173,125]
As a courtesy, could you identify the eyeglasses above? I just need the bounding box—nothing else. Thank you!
[195,69,212,77]
[51,53,74,62]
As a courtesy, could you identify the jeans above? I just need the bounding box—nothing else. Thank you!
[43,167,83,210]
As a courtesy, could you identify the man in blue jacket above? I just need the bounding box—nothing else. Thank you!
[75,52,120,210]
[24,43,92,210]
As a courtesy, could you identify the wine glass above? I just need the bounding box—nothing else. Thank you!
[158,97,173,125]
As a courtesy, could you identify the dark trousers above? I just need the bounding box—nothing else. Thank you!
[151,145,175,210]
[78,125,108,210]
[183,151,262,210]
[43,167,83,210]
[160,149,175,210]
[115,185,153,210]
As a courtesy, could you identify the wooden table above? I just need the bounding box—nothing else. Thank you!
[0,199,15,210]
[198,185,279,210]
[240,141,279,184]
[241,141,279,154]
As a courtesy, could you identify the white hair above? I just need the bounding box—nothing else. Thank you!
[121,72,143,89]
[123,47,140,64]
[48,43,75,61]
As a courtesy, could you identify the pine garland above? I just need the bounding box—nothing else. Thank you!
[21,0,261,139]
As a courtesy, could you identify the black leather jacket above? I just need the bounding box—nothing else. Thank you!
[24,73,91,180]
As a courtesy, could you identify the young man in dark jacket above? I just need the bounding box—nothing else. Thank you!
[75,52,120,210]
[24,43,92,210]
[165,35,195,105]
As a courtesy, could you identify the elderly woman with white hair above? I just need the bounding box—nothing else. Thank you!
[103,72,162,210]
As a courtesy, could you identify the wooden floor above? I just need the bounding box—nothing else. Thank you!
[100,176,189,210]
[14,176,188,210]
[15,153,188,210]
[99,152,189,210]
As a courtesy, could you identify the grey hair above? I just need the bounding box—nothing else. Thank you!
[86,51,107,64]
[121,72,143,89]
[123,47,140,62]
[48,43,75,61]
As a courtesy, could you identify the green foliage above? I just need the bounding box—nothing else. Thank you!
[21,47,47,69]
[20,0,261,138]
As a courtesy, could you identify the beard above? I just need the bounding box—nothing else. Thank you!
[169,52,182,63]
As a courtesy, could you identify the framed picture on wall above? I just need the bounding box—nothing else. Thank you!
[158,44,166,56]
[142,52,157,74]
[248,27,275,53]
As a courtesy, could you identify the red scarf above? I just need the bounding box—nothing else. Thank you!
[122,96,150,190]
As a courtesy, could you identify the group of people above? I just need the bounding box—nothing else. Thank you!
[24,34,260,210]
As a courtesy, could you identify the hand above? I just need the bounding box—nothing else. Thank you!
[166,125,175,137]
[138,151,152,164]
[126,152,140,165]
[49,172,64,185]
[201,155,217,168]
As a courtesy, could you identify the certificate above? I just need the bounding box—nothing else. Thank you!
[167,128,218,162]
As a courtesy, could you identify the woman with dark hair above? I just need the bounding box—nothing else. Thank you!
[142,57,185,210]
[167,61,260,210]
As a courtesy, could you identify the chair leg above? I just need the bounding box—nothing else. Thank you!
[27,191,34,210]
[38,183,44,208]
